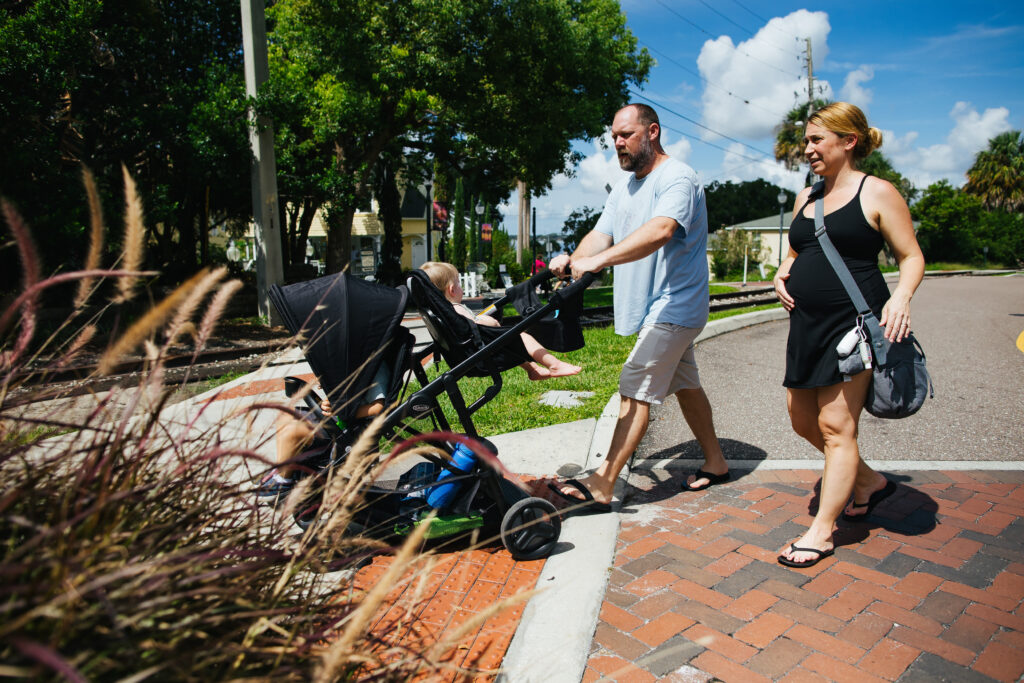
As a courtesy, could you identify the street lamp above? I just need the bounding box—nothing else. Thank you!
[475,201,485,263]
[777,191,788,267]
[424,181,433,263]
[226,241,241,263]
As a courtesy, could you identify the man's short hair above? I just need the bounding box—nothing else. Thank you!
[625,103,660,139]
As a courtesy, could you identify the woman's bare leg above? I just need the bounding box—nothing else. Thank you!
[780,372,882,564]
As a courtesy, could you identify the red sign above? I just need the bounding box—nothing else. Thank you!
[481,223,492,242]
[432,201,448,228]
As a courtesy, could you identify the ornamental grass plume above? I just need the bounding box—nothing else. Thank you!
[0,172,495,681]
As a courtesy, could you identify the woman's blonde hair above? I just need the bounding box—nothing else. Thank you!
[420,261,459,292]
[809,102,883,161]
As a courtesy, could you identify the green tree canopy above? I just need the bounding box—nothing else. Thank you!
[265,0,651,274]
[964,130,1024,212]
[911,180,983,263]
[561,207,602,253]
[858,151,916,203]
[704,179,792,231]
[0,0,251,289]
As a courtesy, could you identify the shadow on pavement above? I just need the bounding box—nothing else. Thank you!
[804,474,939,548]
[640,437,769,464]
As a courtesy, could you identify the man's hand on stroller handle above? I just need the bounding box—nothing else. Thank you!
[550,254,603,281]
[549,253,571,277]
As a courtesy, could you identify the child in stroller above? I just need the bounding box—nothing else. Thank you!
[419,261,580,381]
[255,362,389,500]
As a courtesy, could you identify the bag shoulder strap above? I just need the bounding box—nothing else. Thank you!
[811,181,888,365]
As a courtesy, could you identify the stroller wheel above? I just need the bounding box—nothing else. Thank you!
[500,497,561,561]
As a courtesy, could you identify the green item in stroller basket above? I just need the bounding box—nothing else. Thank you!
[402,513,485,539]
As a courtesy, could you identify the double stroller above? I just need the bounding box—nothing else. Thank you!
[266,268,594,560]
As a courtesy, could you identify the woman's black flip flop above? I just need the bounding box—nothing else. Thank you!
[777,545,835,568]
[842,480,897,522]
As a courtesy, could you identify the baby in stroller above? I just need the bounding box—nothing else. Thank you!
[419,261,580,381]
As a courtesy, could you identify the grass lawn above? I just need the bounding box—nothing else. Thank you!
[408,301,781,436]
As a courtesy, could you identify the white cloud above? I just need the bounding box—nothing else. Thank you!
[840,66,874,111]
[696,10,833,140]
[717,143,806,194]
[883,102,1011,188]
[577,132,626,195]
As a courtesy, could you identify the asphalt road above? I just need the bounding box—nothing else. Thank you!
[638,274,1024,463]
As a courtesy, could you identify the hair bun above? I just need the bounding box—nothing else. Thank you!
[867,127,883,153]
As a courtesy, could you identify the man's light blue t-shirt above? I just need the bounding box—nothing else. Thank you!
[594,157,710,335]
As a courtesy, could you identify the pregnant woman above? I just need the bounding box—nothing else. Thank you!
[773,102,925,568]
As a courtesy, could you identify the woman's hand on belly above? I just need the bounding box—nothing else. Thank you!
[774,256,796,311]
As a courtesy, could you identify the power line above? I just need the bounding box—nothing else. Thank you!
[643,44,791,121]
[728,0,768,25]
[727,0,805,44]
[692,0,797,57]
[629,89,775,160]
[652,0,803,80]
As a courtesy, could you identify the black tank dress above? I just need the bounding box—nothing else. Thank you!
[783,176,890,388]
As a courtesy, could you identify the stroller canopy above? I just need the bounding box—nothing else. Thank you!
[269,273,408,422]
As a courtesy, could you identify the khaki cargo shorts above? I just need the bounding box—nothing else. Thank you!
[619,322,704,404]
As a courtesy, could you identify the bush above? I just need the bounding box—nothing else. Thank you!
[485,227,525,286]
[710,229,767,281]
[0,174,490,680]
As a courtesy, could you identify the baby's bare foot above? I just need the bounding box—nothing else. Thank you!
[524,363,551,381]
[545,360,581,378]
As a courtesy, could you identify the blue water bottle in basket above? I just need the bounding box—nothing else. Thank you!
[426,442,476,509]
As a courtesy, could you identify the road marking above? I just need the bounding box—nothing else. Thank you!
[1017,329,1024,354]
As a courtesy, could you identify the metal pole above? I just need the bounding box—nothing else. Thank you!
[425,182,433,262]
[240,0,284,323]
[531,206,537,274]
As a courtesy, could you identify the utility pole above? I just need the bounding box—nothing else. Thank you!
[240,0,284,324]
[805,37,815,116]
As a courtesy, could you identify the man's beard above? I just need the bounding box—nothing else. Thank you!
[618,134,655,172]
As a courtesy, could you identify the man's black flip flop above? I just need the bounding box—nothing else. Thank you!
[842,479,897,522]
[777,545,835,568]
[682,469,730,492]
[546,478,612,514]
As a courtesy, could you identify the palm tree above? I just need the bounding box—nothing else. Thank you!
[964,130,1024,212]
[774,99,831,184]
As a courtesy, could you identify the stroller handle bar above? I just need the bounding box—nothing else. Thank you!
[486,268,596,314]
[551,269,597,300]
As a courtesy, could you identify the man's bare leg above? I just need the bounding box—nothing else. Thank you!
[552,394,649,505]
[676,387,728,489]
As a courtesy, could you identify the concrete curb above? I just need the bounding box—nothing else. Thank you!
[499,307,788,682]
[499,394,620,683]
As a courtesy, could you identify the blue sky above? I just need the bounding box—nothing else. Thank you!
[510,0,1024,233]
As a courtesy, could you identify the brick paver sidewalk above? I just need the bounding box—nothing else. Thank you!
[585,468,1024,682]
